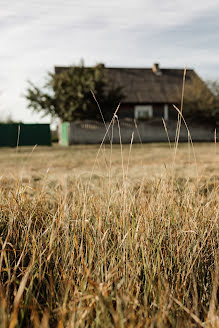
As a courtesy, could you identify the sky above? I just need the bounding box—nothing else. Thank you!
[1,0,219,124]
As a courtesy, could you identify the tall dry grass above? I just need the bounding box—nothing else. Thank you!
[0,159,218,327]
[0,81,219,326]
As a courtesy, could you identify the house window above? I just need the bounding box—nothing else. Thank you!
[134,105,153,120]
[164,104,169,120]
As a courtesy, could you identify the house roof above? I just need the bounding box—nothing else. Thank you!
[54,65,202,104]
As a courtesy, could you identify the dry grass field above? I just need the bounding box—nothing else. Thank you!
[0,142,218,327]
[0,142,218,182]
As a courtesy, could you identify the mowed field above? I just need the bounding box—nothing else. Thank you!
[0,142,218,327]
[0,142,218,183]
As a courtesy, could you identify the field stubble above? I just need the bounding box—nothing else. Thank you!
[0,142,218,327]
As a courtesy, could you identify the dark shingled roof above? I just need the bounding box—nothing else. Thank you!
[55,65,200,104]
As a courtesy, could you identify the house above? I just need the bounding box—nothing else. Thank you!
[100,63,186,121]
[55,63,209,121]
[55,63,216,144]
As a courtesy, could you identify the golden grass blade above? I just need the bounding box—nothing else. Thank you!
[162,118,172,150]
[174,67,186,155]
[9,265,31,328]
[0,293,7,328]
[40,310,49,328]
[172,104,198,176]
[171,296,205,327]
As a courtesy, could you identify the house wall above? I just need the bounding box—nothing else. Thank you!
[118,104,134,119]
[119,103,179,120]
[168,105,179,120]
[61,120,216,145]
[152,104,164,118]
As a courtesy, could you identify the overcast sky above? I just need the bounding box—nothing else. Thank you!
[1,0,219,124]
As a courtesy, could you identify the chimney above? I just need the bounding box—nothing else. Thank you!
[152,63,162,76]
[97,63,105,69]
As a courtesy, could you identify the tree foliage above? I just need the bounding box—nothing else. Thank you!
[206,79,219,98]
[25,62,124,121]
[183,75,219,123]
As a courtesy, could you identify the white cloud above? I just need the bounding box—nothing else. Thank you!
[0,0,219,123]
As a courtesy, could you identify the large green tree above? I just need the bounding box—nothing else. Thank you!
[25,62,124,121]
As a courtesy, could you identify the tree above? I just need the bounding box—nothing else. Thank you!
[183,75,219,123]
[25,62,124,121]
[206,80,219,122]
[206,80,219,98]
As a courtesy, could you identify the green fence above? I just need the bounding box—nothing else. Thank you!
[0,124,51,147]
[60,122,69,146]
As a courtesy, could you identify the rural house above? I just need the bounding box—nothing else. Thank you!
[55,63,209,121]
[55,63,216,144]
[92,63,185,121]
